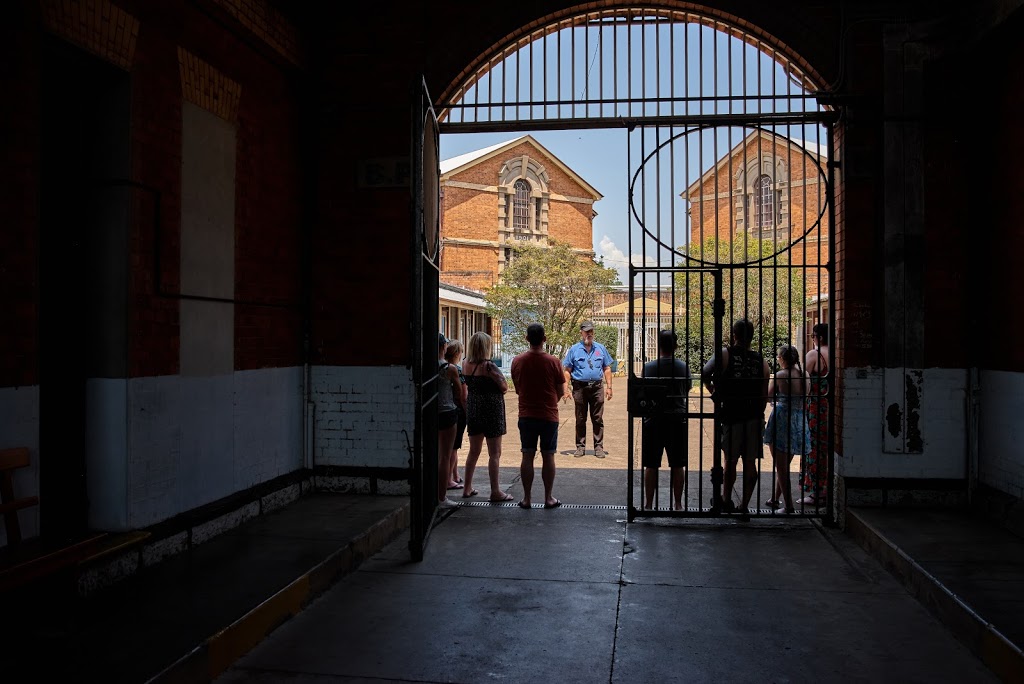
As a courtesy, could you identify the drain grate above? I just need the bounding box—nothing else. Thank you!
[460,501,627,510]
[456,501,820,517]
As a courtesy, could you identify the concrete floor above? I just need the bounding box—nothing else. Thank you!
[219,504,996,683]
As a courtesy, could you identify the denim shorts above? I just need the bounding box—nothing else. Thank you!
[518,417,558,454]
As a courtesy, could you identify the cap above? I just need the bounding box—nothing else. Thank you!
[580,321,595,332]
[438,332,448,346]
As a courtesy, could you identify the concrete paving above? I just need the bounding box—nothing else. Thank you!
[219,505,997,683]
[6,387,1020,683]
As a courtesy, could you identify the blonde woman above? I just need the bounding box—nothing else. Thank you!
[461,331,511,502]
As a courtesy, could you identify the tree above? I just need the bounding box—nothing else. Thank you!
[486,240,618,359]
[674,236,806,374]
[594,325,618,368]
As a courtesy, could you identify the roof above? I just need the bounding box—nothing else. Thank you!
[440,281,487,308]
[439,137,525,175]
[439,135,602,200]
[683,130,829,197]
[596,297,683,315]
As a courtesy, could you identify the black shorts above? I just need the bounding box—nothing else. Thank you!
[518,417,558,454]
[438,409,458,430]
[453,407,467,450]
[641,418,686,469]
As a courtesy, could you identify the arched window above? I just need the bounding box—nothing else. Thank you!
[512,180,530,234]
[755,174,773,230]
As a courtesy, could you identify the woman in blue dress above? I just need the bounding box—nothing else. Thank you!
[763,344,811,514]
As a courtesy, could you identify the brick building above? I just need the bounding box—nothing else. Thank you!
[683,130,829,297]
[439,135,602,292]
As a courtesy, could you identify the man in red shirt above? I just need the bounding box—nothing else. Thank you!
[510,323,566,509]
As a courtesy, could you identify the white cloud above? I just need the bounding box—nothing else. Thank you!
[597,235,662,283]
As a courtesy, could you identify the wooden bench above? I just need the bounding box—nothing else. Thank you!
[0,447,39,546]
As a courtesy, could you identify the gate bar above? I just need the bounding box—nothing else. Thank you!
[439,111,839,135]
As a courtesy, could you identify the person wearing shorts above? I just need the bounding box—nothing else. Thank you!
[641,330,690,510]
[510,323,566,509]
[701,319,770,521]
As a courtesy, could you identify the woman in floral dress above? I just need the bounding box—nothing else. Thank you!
[801,323,830,506]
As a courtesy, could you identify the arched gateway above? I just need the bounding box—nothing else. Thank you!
[413,7,837,551]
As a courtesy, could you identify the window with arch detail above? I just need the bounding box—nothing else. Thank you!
[512,180,530,236]
[755,175,773,229]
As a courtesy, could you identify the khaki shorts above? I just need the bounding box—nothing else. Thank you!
[721,417,764,464]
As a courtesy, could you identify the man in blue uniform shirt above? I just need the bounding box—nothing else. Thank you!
[562,321,613,458]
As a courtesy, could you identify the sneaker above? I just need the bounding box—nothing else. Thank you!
[721,499,736,514]
[573,447,585,457]
[438,498,460,509]
[594,448,607,459]
[736,508,751,522]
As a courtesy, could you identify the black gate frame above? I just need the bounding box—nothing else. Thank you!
[410,78,442,561]
[627,266,724,521]
[624,115,837,523]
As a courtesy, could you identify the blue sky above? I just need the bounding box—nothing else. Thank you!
[438,19,826,283]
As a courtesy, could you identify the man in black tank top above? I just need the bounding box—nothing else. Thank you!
[701,319,770,521]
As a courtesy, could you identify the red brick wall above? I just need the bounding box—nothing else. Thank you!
[0,4,41,387]
[441,244,499,291]
[442,186,498,241]
[128,6,182,378]
[969,9,1024,372]
[547,199,594,248]
[0,0,305,383]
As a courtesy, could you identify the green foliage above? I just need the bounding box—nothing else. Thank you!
[596,257,623,285]
[594,325,618,366]
[485,240,619,359]
[674,236,806,374]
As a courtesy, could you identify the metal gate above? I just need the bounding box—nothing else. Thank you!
[410,78,442,560]
[436,9,836,522]
[625,121,835,521]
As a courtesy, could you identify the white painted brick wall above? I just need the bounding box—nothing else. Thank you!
[0,385,40,546]
[840,367,967,479]
[311,366,414,468]
[127,367,303,528]
[978,370,1024,499]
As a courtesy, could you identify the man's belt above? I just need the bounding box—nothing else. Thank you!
[572,379,603,388]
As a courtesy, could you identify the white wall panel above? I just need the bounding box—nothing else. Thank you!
[840,367,967,480]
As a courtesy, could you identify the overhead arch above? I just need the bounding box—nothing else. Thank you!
[437,3,832,130]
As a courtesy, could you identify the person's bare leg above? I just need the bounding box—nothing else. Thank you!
[776,451,794,511]
[671,467,685,510]
[463,434,484,496]
[449,449,460,486]
[643,468,658,509]
[438,425,456,503]
[486,435,506,500]
[766,445,781,505]
[541,452,557,506]
[723,459,738,507]
[519,450,535,507]
[740,456,758,510]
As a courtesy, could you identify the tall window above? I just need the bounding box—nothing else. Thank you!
[755,174,773,230]
[512,180,530,233]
